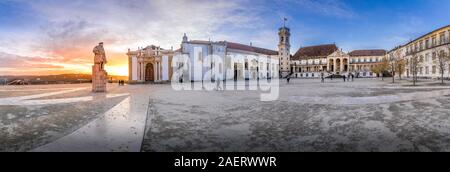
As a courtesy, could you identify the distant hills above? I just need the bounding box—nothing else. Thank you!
[0,74,128,85]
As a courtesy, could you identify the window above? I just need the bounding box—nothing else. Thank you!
[419,41,424,50]
[420,56,424,62]
[426,66,429,74]
[432,52,436,61]
[440,32,445,44]
[425,53,430,62]
[420,67,423,74]
[426,39,430,49]
[432,66,437,74]
[432,37,437,46]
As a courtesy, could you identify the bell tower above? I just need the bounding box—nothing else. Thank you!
[278,18,291,77]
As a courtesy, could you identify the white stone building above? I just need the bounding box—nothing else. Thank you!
[390,25,450,79]
[127,45,174,84]
[174,34,280,82]
[127,33,281,83]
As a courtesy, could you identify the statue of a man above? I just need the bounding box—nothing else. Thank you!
[93,42,107,69]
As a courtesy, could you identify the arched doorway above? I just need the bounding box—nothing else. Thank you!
[336,59,341,74]
[343,58,348,72]
[145,63,154,82]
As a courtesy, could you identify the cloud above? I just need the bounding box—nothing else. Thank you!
[0,52,64,68]
[1,0,280,75]
[284,0,356,18]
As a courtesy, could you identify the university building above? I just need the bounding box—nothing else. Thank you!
[291,44,386,78]
[389,25,450,79]
[127,24,450,83]
[127,25,292,83]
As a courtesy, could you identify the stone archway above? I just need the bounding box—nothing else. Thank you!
[145,63,154,82]
[343,58,349,72]
[336,58,341,74]
[329,59,334,72]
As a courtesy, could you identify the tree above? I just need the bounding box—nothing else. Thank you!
[395,59,406,80]
[390,48,404,82]
[371,58,389,81]
[433,48,449,84]
[371,65,382,80]
[379,57,390,81]
[409,52,421,86]
[389,55,396,83]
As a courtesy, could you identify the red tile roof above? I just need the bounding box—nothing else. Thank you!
[292,44,338,60]
[349,49,386,57]
[226,42,278,55]
[187,40,278,55]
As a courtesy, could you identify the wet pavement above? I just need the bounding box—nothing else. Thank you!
[142,79,450,152]
[2,79,450,152]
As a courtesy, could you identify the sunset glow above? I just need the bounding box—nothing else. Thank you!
[1,0,450,76]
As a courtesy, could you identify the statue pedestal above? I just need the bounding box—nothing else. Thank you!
[92,64,107,92]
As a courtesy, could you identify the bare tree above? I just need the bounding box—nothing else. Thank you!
[390,59,396,83]
[409,51,421,86]
[433,47,448,84]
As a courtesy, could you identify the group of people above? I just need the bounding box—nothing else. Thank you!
[343,73,355,82]
[286,72,357,83]
[118,80,126,86]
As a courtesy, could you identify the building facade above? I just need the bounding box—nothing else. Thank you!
[291,44,386,78]
[128,33,281,83]
[127,45,174,84]
[349,50,387,77]
[127,24,450,82]
[174,34,280,82]
[392,25,450,79]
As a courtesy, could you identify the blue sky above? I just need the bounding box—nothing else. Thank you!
[0,0,449,75]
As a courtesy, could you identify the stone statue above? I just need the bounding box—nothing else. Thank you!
[92,42,108,92]
[93,42,107,70]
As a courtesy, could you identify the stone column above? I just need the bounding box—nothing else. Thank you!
[157,62,160,81]
[333,59,337,73]
[327,60,330,72]
[340,58,344,73]
[137,62,140,81]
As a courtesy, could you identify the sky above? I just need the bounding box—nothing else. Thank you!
[0,0,449,76]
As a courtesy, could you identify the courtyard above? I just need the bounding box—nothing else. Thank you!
[1,78,450,152]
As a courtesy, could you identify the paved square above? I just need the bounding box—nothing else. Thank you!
[1,78,450,152]
[142,79,450,152]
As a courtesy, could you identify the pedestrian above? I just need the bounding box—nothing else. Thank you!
[351,73,354,82]
[321,73,325,83]
[287,74,291,84]
[343,75,346,82]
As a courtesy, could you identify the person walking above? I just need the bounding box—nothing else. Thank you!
[343,75,346,82]
[321,72,325,83]
[287,74,291,84]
